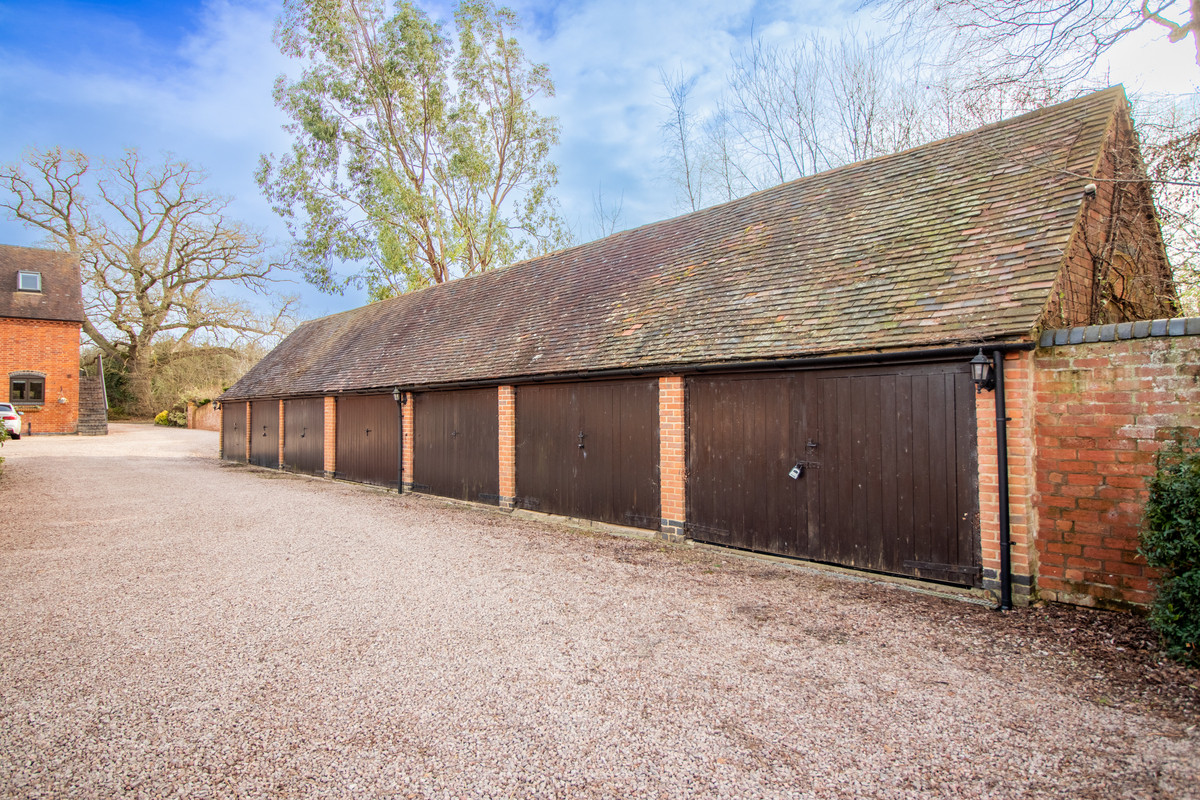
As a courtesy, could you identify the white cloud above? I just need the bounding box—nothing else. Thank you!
[0,0,1193,317]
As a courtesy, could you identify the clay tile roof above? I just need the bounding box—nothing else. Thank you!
[224,86,1126,400]
[0,245,86,324]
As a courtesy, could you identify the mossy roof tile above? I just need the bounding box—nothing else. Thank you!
[225,87,1126,399]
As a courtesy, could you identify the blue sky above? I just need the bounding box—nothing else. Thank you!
[0,0,1194,319]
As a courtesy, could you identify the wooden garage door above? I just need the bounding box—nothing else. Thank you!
[249,400,280,468]
[413,388,499,504]
[687,363,979,586]
[516,379,660,529]
[687,373,817,557]
[221,401,247,462]
[335,395,399,488]
[283,398,324,476]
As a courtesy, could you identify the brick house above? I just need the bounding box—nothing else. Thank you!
[219,86,1198,610]
[0,244,87,435]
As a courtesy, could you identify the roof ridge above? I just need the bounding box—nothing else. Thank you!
[293,86,1128,329]
[225,85,1150,400]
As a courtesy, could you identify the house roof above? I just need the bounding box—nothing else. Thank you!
[225,86,1128,400]
[0,245,86,325]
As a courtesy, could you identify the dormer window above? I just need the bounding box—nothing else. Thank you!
[17,271,41,292]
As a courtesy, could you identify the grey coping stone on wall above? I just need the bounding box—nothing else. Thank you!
[1041,317,1200,349]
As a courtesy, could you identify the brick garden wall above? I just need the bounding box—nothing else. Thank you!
[0,317,81,434]
[187,401,220,431]
[1033,319,1200,609]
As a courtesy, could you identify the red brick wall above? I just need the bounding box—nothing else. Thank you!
[402,392,414,491]
[658,376,686,541]
[0,317,81,434]
[278,400,285,467]
[323,397,336,477]
[498,386,516,509]
[977,351,1038,603]
[188,401,220,431]
[1034,331,1200,608]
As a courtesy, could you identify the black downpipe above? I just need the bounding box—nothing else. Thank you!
[993,351,1013,611]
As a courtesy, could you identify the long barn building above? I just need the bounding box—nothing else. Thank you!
[220,87,1188,608]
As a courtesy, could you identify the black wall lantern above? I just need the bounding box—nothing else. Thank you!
[970,349,995,393]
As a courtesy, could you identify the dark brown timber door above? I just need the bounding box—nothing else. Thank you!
[812,363,978,586]
[335,394,399,488]
[413,388,500,504]
[687,363,979,586]
[516,379,660,529]
[283,398,324,475]
[687,374,817,557]
[249,400,280,468]
[221,401,247,462]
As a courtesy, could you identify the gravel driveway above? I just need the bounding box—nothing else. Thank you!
[1,424,1196,799]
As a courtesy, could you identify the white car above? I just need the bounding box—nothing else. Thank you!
[0,403,21,439]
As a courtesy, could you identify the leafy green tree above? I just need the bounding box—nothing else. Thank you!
[259,0,569,300]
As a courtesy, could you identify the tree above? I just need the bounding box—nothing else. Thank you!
[659,68,705,212]
[658,30,940,211]
[590,182,625,239]
[1,148,296,414]
[876,1,1200,86]
[873,0,1200,314]
[259,0,569,300]
[1140,95,1200,313]
[659,17,1199,314]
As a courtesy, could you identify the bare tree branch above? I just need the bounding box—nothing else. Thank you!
[0,147,298,413]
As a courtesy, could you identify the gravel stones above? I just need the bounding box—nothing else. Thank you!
[0,425,1196,799]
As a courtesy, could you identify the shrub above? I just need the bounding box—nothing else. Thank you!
[1140,437,1200,667]
[154,407,188,427]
